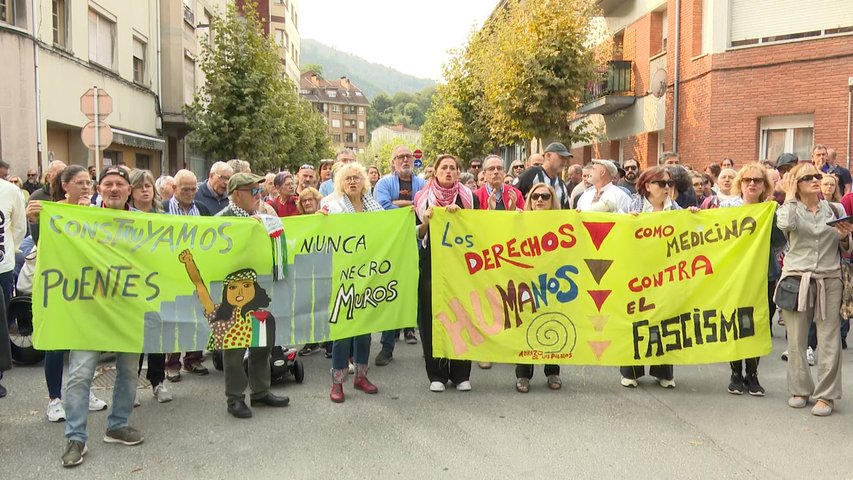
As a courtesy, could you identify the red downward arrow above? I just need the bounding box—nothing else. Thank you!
[582,222,616,250]
[587,290,612,312]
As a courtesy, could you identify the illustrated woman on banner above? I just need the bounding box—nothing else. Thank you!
[178,249,274,350]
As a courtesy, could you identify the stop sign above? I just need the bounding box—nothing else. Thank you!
[413,149,423,160]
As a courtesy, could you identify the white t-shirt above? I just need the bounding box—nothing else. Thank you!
[0,180,27,274]
[576,182,632,213]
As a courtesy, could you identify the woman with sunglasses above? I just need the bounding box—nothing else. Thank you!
[509,160,525,178]
[720,163,786,396]
[319,163,383,403]
[514,183,563,392]
[777,164,853,416]
[620,166,680,388]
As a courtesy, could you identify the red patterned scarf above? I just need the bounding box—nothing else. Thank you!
[414,180,473,221]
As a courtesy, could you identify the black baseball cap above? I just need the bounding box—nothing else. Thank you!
[99,166,131,185]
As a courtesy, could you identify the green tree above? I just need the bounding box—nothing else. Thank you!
[421,45,494,161]
[185,1,332,173]
[470,0,604,143]
[301,63,323,75]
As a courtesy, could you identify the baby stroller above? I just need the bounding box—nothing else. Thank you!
[7,295,45,365]
[211,346,304,384]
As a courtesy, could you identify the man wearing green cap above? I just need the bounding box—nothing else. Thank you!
[215,172,290,417]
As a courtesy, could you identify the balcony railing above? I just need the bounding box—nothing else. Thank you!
[584,60,632,103]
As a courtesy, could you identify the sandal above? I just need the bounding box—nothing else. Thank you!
[547,375,562,390]
[515,378,530,393]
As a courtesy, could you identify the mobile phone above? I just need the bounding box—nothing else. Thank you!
[827,216,853,226]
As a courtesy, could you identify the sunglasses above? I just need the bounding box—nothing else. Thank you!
[238,187,263,196]
[513,165,524,169]
[300,164,315,170]
[650,180,675,188]
[470,164,482,169]
[741,177,764,184]
[530,192,552,201]
[798,174,823,183]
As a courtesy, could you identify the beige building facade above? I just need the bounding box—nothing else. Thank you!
[0,3,38,175]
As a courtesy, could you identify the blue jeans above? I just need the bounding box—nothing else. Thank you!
[380,328,416,353]
[331,335,370,370]
[65,351,137,443]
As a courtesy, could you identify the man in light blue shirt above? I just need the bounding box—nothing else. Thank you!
[373,145,426,365]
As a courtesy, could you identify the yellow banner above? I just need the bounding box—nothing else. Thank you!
[430,202,775,365]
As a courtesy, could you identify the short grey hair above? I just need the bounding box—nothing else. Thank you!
[227,158,251,173]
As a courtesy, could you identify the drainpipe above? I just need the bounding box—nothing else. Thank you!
[156,0,164,174]
[31,0,43,172]
[847,76,852,171]
[672,0,681,153]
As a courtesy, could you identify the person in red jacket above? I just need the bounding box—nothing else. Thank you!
[473,155,524,212]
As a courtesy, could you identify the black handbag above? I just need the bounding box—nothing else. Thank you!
[775,276,801,311]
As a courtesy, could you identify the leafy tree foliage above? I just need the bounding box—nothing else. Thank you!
[422,0,604,157]
[186,1,332,173]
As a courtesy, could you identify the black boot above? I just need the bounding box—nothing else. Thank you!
[727,372,744,395]
[744,374,765,396]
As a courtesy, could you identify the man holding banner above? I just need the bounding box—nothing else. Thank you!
[61,167,143,468]
[212,172,290,418]
[373,145,426,366]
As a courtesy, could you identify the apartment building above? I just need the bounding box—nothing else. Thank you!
[574,0,853,170]
[237,0,300,84]
[161,0,227,176]
[0,0,163,175]
[299,72,369,152]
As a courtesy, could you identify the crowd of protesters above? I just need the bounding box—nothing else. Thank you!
[1,141,852,467]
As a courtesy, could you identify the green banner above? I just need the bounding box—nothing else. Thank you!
[32,203,418,353]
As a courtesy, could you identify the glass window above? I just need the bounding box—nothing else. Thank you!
[135,153,151,170]
[133,38,147,85]
[331,119,341,128]
[52,0,67,47]
[183,56,196,104]
[88,9,116,69]
[759,115,814,162]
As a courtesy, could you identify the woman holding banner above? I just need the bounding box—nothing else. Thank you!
[620,166,680,389]
[320,162,382,403]
[776,163,853,416]
[720,163,785,396]
[129,169,171,404]
[28,165,109,421]
[515,183,562,393]
[414,154,478,392]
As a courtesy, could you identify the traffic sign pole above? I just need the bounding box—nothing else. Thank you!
[94,86,100,173]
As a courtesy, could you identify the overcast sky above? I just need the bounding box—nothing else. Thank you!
[299,0,498,81]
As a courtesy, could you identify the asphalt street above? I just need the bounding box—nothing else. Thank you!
[1,330,851,480]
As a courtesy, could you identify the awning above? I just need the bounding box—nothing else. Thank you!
[111,128,165,151]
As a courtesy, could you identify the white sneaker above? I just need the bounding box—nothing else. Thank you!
[807,347,816,366]
[347,362,355,375]
[429,381,445,392]
[88,390,108,411]
[781,350,789,361]
[46,398,66,422]
[455,381,472,391]
[620,377,638,388]
[153,384,172,403]
[657,378,676,389]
